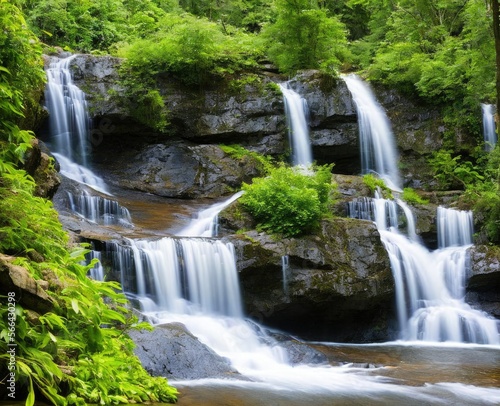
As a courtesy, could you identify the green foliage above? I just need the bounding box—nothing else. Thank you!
[20,0,177,52]
[428,149,484,189]
[119,13,264,86]
[178,0,274,32]
[362,174,393,199]
[0,166,178,404]
[401,187,429,205]
[463,146,500,243]
[220,144,274,174]
[240,164,335,237]
[0,0,45,165]
[262,0,350,74]
[359,0,494,126]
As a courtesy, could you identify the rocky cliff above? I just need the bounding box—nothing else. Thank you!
[38,53,500,342]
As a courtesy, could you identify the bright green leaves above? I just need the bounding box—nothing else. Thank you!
[0,0,44,164]
[240,164,335,237]
[262,1,350,75]
[121,13,263,86]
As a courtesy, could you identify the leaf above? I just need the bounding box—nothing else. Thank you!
[71,299,80,314]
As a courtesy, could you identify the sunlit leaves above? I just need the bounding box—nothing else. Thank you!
[240,164,335,237]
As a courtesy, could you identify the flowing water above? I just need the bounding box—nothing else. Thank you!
[42,64,500,404]
[178,191,244,237]
[279,83,313,166]
[45,56,109,194]
[482,103,497,151]
[343,74,401,190]
[67,190,133,226]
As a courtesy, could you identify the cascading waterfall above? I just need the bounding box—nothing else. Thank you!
[67,190,133,226]
[281,255,290,298]
[279,83,313,167]
[343,74,401,191]
[349,197,498,344]
[482,103,497,151]
[345,74,498,344]
[45,55,90,166]
[109,237,242,317]
[45,55,109,194]
[178,191,244,237]
[86,250,104,281]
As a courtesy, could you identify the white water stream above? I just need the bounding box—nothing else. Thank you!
[482,103,497,151]
[279,83,313,166]
[46,61,500,402]
[45,55,110,195]
[343,74,401,191]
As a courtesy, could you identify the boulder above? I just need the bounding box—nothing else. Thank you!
[128,323,240,380]
[223,217,396,342]
[0,254,54,313]
[102,142,265,198]
[23,139,61,199]
[466,245,500,318]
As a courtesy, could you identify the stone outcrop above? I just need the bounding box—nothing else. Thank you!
[57,53,464,197]
[466,245,500,318]
[220,211,396,342]
[128,323,240,380]
[0,254,54,314]
[23,139,61,199]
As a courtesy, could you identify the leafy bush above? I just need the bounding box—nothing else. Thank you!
[428,149,484,189]
[119,13,264,86]
[362,174,393,199]
[240,164,334,237]
[401,187,429,205]
[262,0,350,74]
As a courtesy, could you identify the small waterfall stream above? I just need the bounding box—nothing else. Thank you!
[343,74,401,190]
[279,83,313,166]
[45,56,136,225]
[344,75,499,344]
[482,103,497,151]
[349,197,498,344]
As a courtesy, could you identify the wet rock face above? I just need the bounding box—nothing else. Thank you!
[466,245,500,318]
[223,216,396,343]
[128,323,240,380]
[60,54,459,194]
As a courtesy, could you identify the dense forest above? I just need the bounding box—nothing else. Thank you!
[1,0,500,404]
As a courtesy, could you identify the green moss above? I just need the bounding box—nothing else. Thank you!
[401,187,429,205]
[362,174,393,199]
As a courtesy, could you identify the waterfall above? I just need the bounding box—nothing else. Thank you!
[349,197,499,344]
[437,206,473,248]
[67,190,133,226]
[109,237,243,317]
[279,83,313,167]
[86,250,104,281]
[178,191,244,237]
[343,74,401,191]
[282,255,290,298]
[482,103,497,151]
[45,56,109,193]
[45,55,90,166]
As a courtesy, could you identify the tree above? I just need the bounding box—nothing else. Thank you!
[262,0,349,74]
[492,0,500,122]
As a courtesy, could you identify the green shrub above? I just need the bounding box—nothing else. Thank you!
[401,187,429,205]
[362,174,393,199]
[220,144,274,174]
[119,13,264,86]
[240,164,334,237]
[428,149,484,189]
